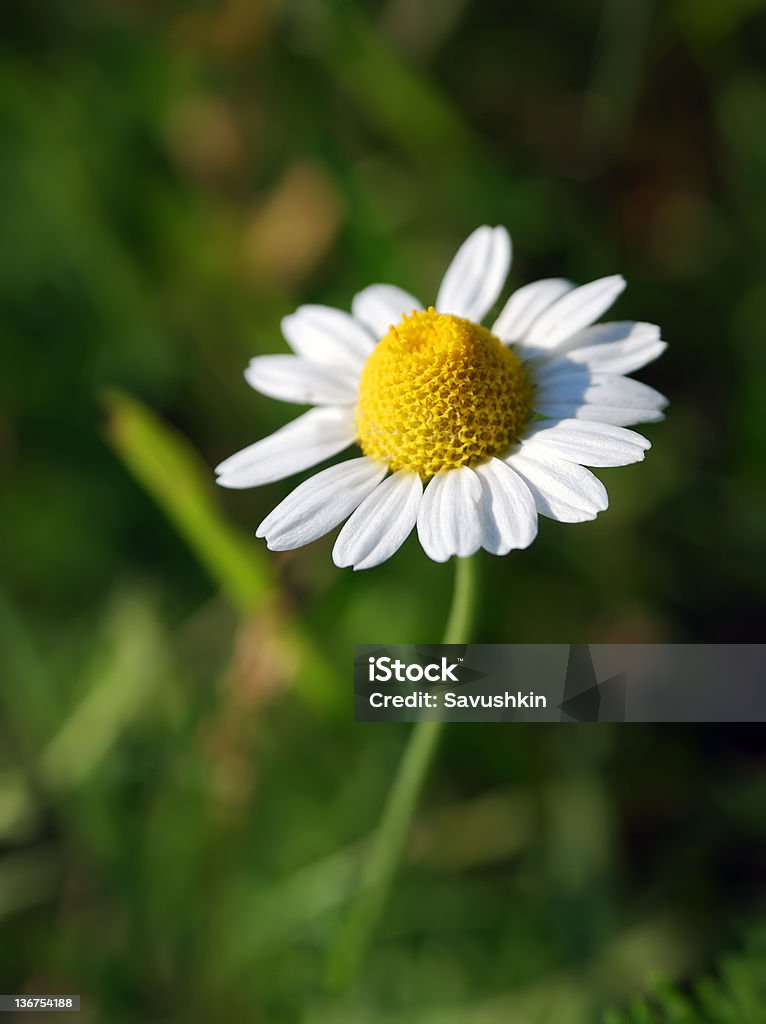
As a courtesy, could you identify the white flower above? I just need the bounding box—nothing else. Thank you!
[216,226,667,570]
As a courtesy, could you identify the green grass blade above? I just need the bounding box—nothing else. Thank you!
[104,389,270,615]
[103,390,340,710]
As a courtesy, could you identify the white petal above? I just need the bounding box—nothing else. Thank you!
[506,449,609,522]
[435,225,512,322]
[519,418,650,468]
[492,278,574,343]
[416,467,483,563]
[549,321,666,374]
[351,284,423,338]
[215,406,357,489]
[524,275,626,351]
[281,305,375,372]
[565,404,665,426]
[245,355,360,406]
[256,457,386,551]
[534,405,663,427]
[532,359,593,390]
[333,471,422,570]
[474,459,538,554]
[535,368,668,426]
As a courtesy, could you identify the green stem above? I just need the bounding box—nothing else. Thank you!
[442,553,478,645]
[326,555,478,988]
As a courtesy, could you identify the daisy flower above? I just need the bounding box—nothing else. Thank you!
[216,226,667,570]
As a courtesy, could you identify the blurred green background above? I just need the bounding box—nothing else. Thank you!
[2,0,766,1021]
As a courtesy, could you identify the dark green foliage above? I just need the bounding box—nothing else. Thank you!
[606,929,766,1024]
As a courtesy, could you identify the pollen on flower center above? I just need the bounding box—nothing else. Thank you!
[356,307,532,477]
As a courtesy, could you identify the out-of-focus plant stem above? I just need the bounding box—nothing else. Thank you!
[326,555,478,988]
[104,389,341,712]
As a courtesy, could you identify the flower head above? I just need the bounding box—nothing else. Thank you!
[216,226,667,570]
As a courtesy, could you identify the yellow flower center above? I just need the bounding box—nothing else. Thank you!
[356,308,532,477]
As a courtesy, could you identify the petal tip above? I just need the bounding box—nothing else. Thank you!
[215,474,244,490]
[331,548,350,570]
